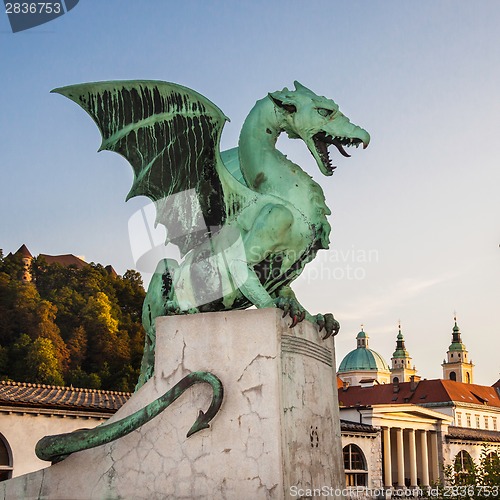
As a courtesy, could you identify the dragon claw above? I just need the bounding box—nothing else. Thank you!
[315,313,340,340]
[290,315,299,328]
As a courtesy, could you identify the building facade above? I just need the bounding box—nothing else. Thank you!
[338,320,500,494]
[0,380,129,479]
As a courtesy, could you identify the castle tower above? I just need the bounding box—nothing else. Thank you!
[442,317,474,383]
[390,323,420,383]
[15,244,33,282]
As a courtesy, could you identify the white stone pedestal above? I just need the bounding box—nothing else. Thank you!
[1,309,344,499]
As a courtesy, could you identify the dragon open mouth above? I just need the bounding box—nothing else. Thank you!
[313,131,363,174]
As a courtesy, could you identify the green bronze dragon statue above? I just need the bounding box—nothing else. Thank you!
[35,81,368,463]
[52,80,370,388]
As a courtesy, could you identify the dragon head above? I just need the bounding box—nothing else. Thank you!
[269,81,370,176]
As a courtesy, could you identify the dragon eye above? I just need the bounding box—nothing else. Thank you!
[317,108,334,117]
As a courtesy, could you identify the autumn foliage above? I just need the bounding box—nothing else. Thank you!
[0,250,145,392]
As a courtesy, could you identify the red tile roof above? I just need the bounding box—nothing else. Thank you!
[340,419,379,434]
[338,379,500,409]
[447,426,500,443]
[0,380,130,414]
[39,253,88,269]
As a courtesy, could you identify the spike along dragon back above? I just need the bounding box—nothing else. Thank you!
[53,80,370,388]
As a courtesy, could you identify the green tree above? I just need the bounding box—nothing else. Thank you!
[25,337,64,386]
[0,345,8,378]
[443,447,500,499]
[0,252,26,281]
[10,333,33,380]
[66,367,101,389]
[83,292,120,373]
[35,299,70,372]
[67,325,87,370]
[1,251,145,391]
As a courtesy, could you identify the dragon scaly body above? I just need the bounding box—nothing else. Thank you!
[53,80,369,388]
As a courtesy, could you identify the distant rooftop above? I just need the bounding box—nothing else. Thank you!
[0,380,130,415]
[10,244,118,276]
[339,378,500,409]
[39,253,88,269]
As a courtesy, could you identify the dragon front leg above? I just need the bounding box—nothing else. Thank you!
[274,286,340,339]
[233,203,339,339]
[138,258,196,390]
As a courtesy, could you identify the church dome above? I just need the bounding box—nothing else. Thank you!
[338,329,390,373]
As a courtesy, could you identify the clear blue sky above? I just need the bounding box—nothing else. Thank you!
[1,1,499,384]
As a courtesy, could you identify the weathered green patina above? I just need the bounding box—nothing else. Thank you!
[35,371,223,462]
[53,80,369,388]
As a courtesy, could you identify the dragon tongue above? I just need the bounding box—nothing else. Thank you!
[332,137,351,158]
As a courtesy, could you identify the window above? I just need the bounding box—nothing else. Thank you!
[450,371,457,381]
[457,413,462,426]
[484,416,489,429]
[476,415,480,428]
[485,452,499,469]
[466,414,471,427]
[454,450,474,484]
[0,435,13,481]
[343,444,368,487]
[493,417,497,431]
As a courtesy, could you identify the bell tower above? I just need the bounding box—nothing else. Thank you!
[442,316,474,383]
[390,322,419,383]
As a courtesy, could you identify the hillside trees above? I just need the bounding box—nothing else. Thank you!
[0,252,145,391]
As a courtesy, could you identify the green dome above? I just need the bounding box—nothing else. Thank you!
[356,330,367,339]
[338,346,390,372]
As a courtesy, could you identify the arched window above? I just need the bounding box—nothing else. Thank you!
[485,451,499,469]
[343,444,368,487]
[450,371,457,381]
[454,450,474,484]
[393,377,399,384]
[0,434,13,481]
[466,373,471,384]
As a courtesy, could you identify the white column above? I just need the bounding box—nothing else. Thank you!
[396,427,405,487]
[429,431,439,483]
[383,427,392,487]
[420,430,430,487]
[408,429,417,487]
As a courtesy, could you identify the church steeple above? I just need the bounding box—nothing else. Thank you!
[390,322,419,383]
[442,315,474,383]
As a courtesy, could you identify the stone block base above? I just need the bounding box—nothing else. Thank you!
[1,309,344,499]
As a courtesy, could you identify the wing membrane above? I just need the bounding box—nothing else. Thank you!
[53,80,229,255]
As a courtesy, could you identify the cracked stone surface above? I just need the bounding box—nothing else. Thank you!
[0,309,344,499]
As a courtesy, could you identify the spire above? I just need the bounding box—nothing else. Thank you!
[392,321,408,357]
[390,321,419,382]
[16,244,33,259]
[452,314,462,343]
[450,314,464,348]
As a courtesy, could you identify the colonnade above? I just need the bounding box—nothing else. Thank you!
[382,427,440,488]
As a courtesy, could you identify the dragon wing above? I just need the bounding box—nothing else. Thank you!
[52,80,231,256]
